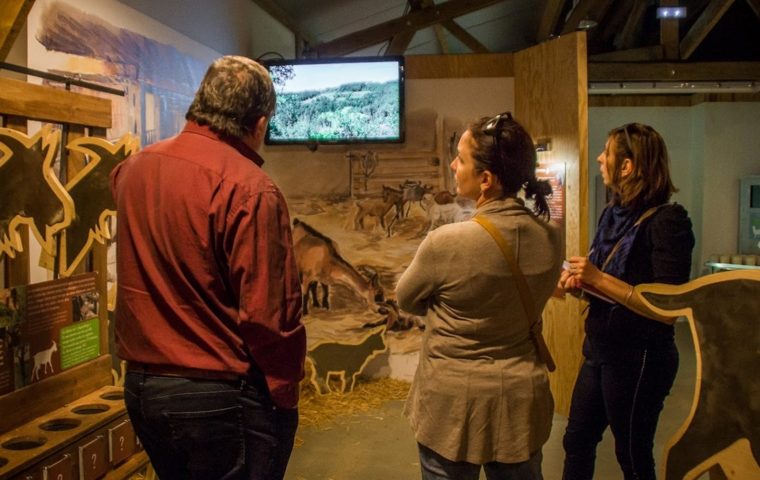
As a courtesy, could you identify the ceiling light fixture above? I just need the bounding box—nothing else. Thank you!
[656,7,687,19]
[576,18,598,31]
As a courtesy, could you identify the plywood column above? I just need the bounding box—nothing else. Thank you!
[514,32,588,415]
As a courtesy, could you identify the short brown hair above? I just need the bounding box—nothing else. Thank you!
[608,123,677,210]
[186,56,275,139]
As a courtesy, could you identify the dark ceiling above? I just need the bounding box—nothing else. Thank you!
[252,0,760,83]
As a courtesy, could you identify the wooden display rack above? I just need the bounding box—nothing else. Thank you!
[0,74,148,479]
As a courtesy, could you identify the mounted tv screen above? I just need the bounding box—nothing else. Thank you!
[264,56,405,145]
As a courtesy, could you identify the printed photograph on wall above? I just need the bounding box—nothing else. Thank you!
[26,0,220,145]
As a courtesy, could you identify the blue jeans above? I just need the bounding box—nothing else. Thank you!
[418,443,544,480]
[562,345,678,480]
[124,371,298,480]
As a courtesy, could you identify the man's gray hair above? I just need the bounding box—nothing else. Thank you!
[186,55,275,139]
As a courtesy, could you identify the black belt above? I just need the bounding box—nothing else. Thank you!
[127,362,242,382]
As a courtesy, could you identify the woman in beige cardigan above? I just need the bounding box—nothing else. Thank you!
[396,112,562,480]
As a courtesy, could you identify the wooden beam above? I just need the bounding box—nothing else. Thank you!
[680,0,735,60]
[0,76,112,127]
[745,0,760,19]
[589,45,664,62]
[0,0,35,61]
[388,0,425,56]
[315,0,505,57]
[433,24,450,53]
[442,19,489,53]
[615,0,647,49]
[589,61,760,81]
[405,52,513,79]
[250,0,316,47]
[660,0,680,59]
[537,0,565,42]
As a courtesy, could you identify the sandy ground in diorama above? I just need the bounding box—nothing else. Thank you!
[287,195,435,358]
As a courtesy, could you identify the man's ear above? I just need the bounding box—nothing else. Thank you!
[252,116,268,145]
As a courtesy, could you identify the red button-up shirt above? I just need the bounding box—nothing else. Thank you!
[110,121,305,408]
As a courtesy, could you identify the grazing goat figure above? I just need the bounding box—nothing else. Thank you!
[354,186,404,237]
[293,218,384,315]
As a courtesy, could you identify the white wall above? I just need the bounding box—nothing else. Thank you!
[116,0,253,55]
[589,102,760,278]
[249,3,296,59]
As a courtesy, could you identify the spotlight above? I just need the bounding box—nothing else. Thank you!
[656,7,686,19]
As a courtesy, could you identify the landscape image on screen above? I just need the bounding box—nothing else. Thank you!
[267,60,402,143]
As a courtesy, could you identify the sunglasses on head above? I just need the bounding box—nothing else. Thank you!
[482,111,514,137]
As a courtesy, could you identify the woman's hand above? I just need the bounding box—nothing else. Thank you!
[567,256,603,288]
[555,263,582,297]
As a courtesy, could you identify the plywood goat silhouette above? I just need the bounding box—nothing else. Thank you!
[0,126,138,274]
[59,135,138,276]
[306,327,387,394]
[637,270,760,480]
[0,126,73,259]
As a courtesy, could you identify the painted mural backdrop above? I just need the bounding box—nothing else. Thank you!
[27,0,220,145]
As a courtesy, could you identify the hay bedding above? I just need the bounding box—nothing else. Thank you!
[295,364,411,447]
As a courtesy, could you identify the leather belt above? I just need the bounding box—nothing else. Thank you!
[127,362,242,382]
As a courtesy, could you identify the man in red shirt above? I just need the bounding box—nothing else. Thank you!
[111,55,305,480]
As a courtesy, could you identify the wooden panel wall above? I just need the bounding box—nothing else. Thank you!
[0,78,114,431]
[515,32,589,416]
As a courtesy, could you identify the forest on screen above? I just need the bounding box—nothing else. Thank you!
[268,66,401,142]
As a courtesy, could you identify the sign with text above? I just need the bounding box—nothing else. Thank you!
[0,272,100,392]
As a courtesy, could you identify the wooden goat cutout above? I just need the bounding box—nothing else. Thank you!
[306,328,387,395]
[636,270,760,480]
[0,126,73,260]
[58,134,139,276]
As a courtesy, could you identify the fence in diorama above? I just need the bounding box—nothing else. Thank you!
[0,69,148,479]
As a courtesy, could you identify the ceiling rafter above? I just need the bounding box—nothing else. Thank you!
[680,0,735,60]
[660,0,680,59]
[536,0,565,42]
[441,18,489,53]
[615,0,647,50]
[313,0,506,57]
[745,0,760,19]
[0,0,35,61]
[387,0,425,56]
[589,0,635,55]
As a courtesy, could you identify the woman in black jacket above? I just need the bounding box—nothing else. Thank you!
[559,123,695,480]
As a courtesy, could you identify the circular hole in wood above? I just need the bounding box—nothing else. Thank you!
[2,436,47,450]
[71,403,110,415]
[39,418,82,431]
[100,391,124,401]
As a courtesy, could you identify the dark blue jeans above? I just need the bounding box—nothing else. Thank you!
[124,371,298,480]
[562,345,678,480]
[418,443,543,480]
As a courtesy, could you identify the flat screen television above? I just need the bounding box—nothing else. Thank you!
[264,56,405,145]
